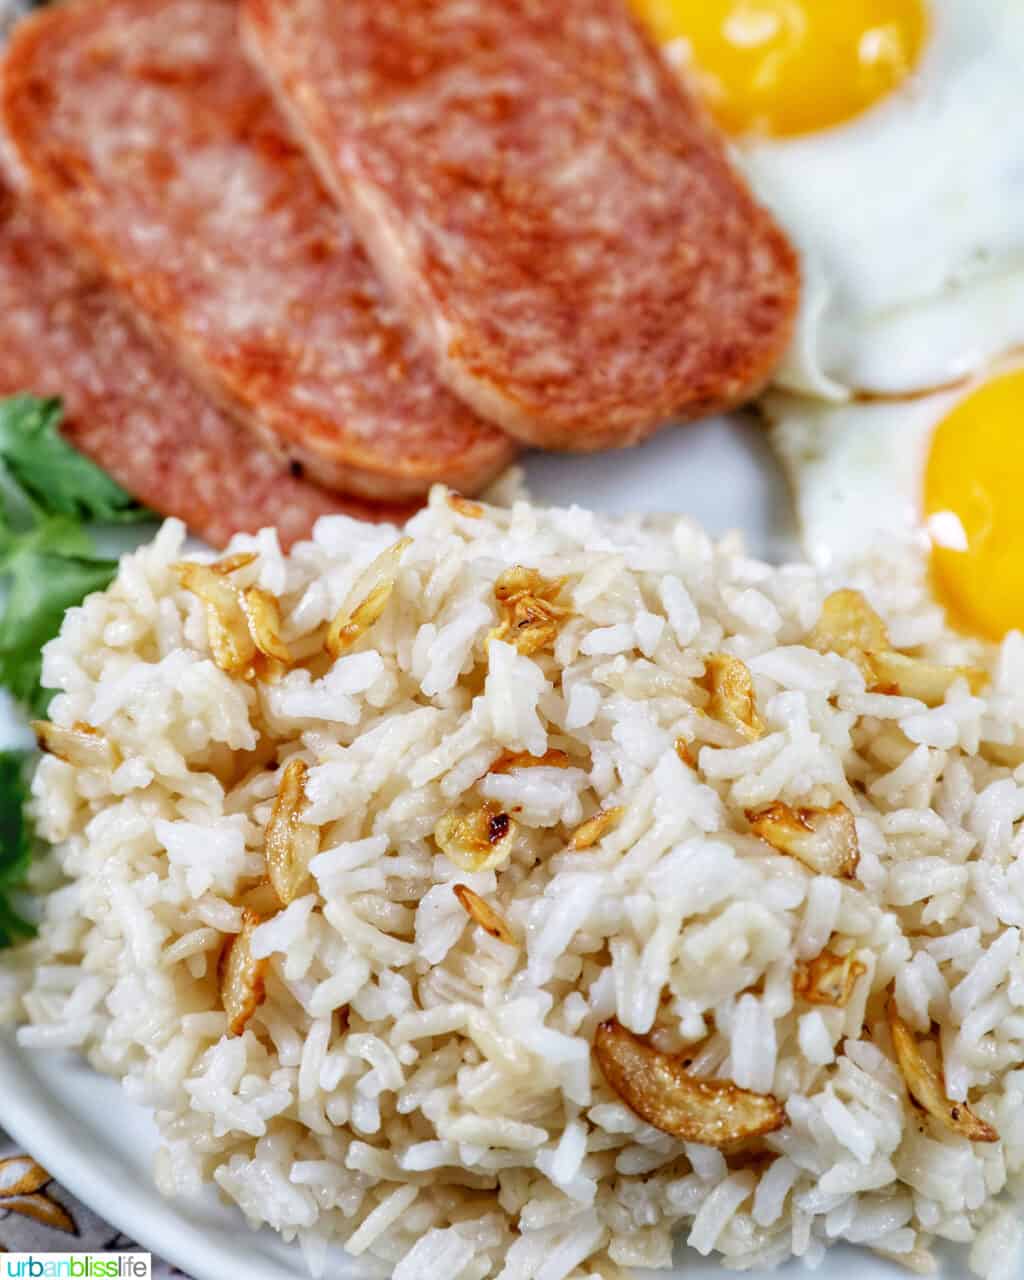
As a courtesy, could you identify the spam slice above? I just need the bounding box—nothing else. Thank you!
[0,181,414,548]
[1,0,517,500]
[242,0,801,452]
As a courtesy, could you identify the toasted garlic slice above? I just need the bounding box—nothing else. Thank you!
[435,803,516,872]
[807,590,987,703]
[675,738,697,768]
[491,748,571,773]
[453,884,517,946]
[747,801,859,879]
[327,537,411,658]
[242,587,292,664]
[447,493,484,519]
[219,909,268,1037]
[702,654,764,741]
[888,1001,997,1143]
[569,806,625,851]
[594,1019,785,1147]
[808,589,889,666]
[867,651,987,706]
[208,551,258,577]
[794,948,866,1007]
[175,561,256,674]
[32,720,115,769]
[489,566,571,658]
[265,759,318,905]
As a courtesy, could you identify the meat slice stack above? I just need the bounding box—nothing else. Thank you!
[1,0,517,516]
[0,0,800,545]
[241,0,800,450]
[0,180,417,549]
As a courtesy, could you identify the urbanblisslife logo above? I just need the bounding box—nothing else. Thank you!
[2,1256,151,1278]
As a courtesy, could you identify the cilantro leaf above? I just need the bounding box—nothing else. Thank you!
[0,522,118,716]
[0,749,37,948]
[0,394,154,947]
[0,395,150,524]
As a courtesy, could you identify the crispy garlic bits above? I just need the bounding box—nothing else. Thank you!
[490,748,571,773]
[174,551,291,680]
[675,738,698,769]
[888,1001,998,1143]
[569,806,626,851]
[747,801,860,879]
[446,493,484,519]
[453,884,517,946]
[265,758,318,906]
[32,719,115,769]
[594,1019,785,1148]
[435,803,516,872]
[489,566,571,658]
[794,948,866,1007]
[809,589,986,705]
[219,908,267,1037]
[701,653,764,741]
[327,537,411,659]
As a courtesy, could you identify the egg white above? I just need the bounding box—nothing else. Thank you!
[764,387,962,569]
[735,0,1024,400]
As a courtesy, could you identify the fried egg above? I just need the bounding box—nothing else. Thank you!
[631,0,1024,400]
[767,364,1024,640]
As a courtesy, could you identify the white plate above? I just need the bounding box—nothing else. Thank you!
[0,420,965,1279]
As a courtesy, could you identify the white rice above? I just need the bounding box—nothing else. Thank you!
[6,487,1024,1277]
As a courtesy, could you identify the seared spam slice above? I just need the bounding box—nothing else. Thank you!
[0,181,414,548]
[1,0,517,500]
[242,0,800,451]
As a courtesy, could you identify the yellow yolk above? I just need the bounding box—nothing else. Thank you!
[632,0,929,138]
[925,368,1024,642]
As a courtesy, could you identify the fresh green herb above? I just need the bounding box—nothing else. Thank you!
[0,395,151,716]
[0,395,152,525]
[0,749,37,947]
[0,395,153,948]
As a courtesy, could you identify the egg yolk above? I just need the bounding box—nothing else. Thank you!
[925,368,1024,642]
[631,0,929,138]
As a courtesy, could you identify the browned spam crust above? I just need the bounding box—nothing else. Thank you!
[0,0,518,497]
[0,180,415,548]
[242,0,800,451]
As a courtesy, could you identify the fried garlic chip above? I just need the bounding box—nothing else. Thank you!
[569,806,625,851]
[32,720,115,769]
[435,803,516,872]
[888,1001,997,1143]
[208,551,258,577]
[453,884,517,946]
[867,651,987,706]
[794,948,866,1007]
[747,800,859,879]
[702,654,764,741]
[489,565,571,658]
[327,537,412,659]
[675,738,697,769]
[242,587,292,663]
[447,493,484,519]
[491,748,571,773]
[594,1019,785,1147]
[265,759,318,905]
[175,561,256,674]
[808,590,987,703]
[219,909,268,1037]
[808,589,889,669]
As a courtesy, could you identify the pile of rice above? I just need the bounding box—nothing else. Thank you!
[6,488,1024,1280]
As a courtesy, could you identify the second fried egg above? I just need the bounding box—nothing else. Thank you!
[767,365,1024,641]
